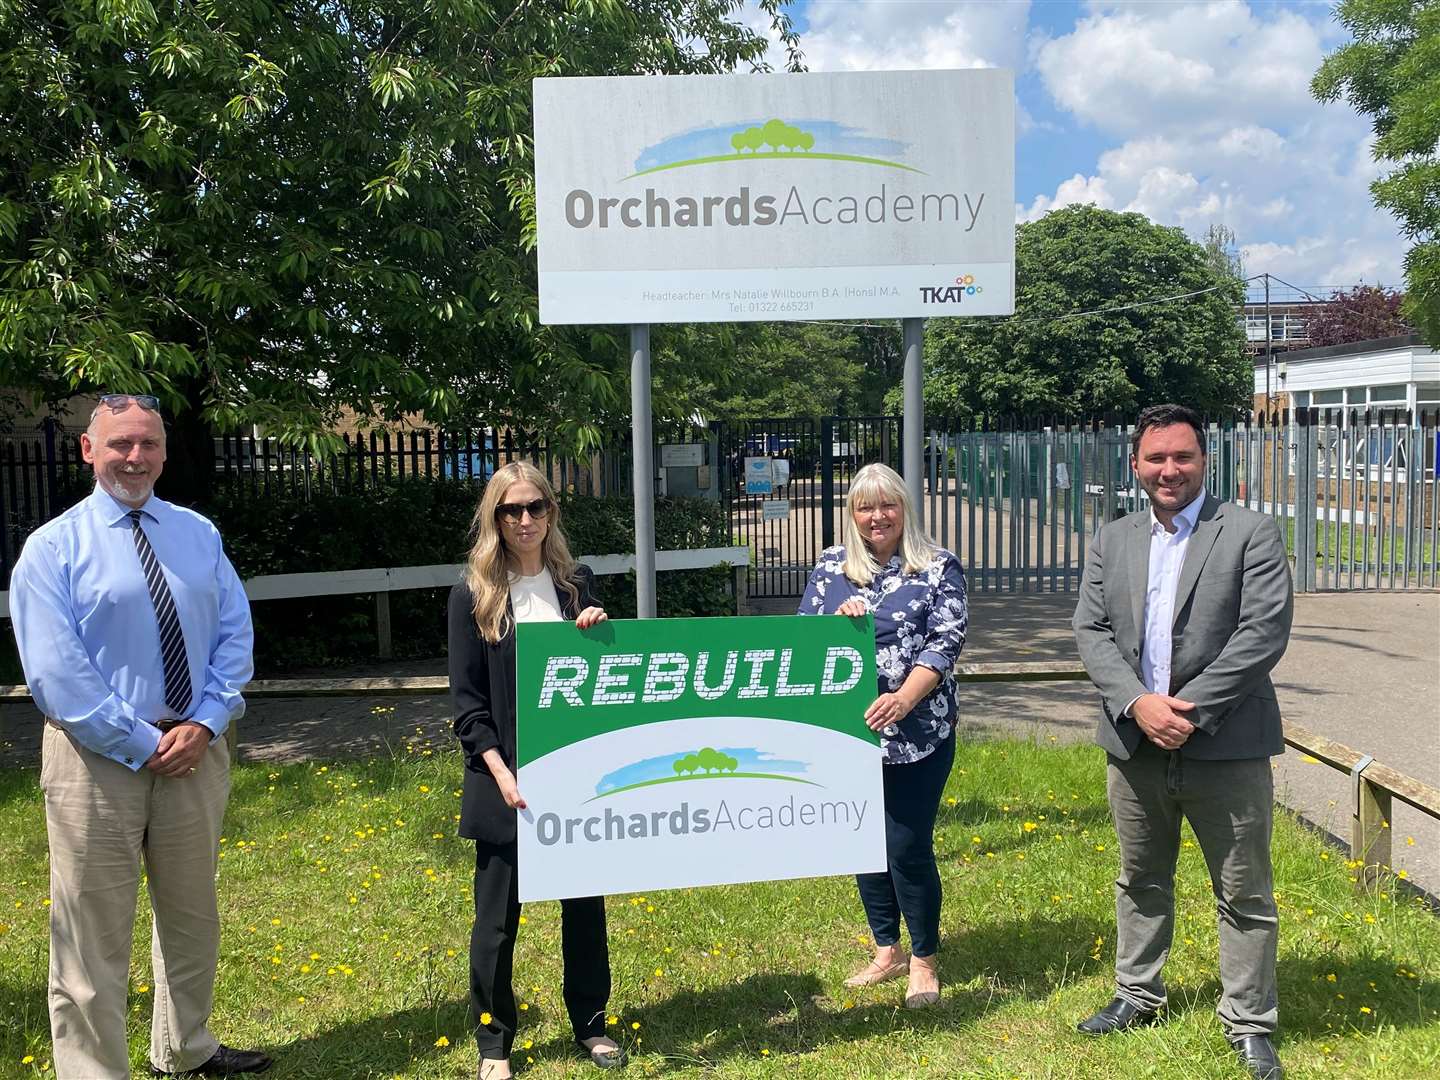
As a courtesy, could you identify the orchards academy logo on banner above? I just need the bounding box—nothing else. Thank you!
[515,615,886,902]
[533,70,1015,324]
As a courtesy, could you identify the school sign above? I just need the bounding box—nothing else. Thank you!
[533,70,1015,324]
[515,616,886,901]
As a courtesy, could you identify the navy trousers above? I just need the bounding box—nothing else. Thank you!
[855,736,955,958]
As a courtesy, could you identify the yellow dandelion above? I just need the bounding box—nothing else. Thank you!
[480,1012,492,1025]
[607,1015,618,1026]
[1023,821,1037,832]
[23,1055,35,1065]
[434,1036,450,1047]
[631,1021,641,1030]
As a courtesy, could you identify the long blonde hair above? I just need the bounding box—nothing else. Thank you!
[464,461,581,643]
[841,463,939,585]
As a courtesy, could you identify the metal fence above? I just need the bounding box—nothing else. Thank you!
[719,411,1439,598]
[5,412,1437,595]
[0,424,628,586]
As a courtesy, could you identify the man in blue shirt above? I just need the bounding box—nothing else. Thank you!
[11,395,270,1079]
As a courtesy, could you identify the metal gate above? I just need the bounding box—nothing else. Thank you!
[719,417,902,598]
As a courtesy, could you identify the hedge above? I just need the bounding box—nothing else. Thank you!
[201,480,737,672]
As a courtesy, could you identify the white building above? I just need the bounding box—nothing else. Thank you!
[1255,333,1438,417]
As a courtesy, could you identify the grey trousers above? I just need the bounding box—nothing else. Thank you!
[1106,742,1279,1037]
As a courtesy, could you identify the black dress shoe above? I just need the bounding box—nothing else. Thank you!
[1230,1034,1283,1079]
[1075,996,1163,1035]
[152,1044,274,1076]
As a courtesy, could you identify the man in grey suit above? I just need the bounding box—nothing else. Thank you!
[1072,404,1294,1080]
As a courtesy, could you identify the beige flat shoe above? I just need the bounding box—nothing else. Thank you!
[844,953,910,988]
[904,958,941,1008]
[478,1058,513,1080]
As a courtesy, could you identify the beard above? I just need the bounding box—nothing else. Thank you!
[104,468,155,503]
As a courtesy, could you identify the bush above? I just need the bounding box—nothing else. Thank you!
[200,481,736,673]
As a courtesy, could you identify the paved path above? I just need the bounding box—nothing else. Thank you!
[3,591,1436,893]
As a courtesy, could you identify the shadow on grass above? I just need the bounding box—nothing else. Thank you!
[943,914,1113,996]
[266,997,472,1078]
[529,970,1006,1068]
[0,971,50,1062]
[1165,952,1439,1039]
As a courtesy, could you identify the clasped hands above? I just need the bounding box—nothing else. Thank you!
[144,720,211,776]
[1133,693,1197,750]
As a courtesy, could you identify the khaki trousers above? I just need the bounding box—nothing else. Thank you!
[41,724,230,1080]
[1107,741,1279,1037]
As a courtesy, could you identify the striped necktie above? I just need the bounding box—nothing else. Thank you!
[129,510,193,716]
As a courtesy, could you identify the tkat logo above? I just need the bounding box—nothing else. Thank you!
[920,274,983,304]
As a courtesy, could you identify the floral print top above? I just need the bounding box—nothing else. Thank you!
[798,544,969,764]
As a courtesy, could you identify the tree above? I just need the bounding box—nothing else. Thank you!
[685,321,866,420]
[1305,284,1413,346]
[1202,223,1245,283]
[914,206,1252,421]
[1313,0,1440,345]
[0,0,804,503]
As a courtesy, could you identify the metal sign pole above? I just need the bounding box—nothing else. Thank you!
[631,323,657,618]
[902,317,925,523]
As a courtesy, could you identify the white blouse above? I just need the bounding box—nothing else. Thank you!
[509,567,564,624]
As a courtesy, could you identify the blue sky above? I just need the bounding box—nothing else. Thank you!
[741,0,1405,292]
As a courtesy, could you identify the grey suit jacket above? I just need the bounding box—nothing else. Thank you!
[1071,493,1294,760]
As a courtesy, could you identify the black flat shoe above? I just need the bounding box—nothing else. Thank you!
[1230,1034,1284,1079]
[152,1044,273,1076]
[1075,996,1164,1035]
[576,1038,627,1070]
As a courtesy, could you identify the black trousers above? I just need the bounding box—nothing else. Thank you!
[469,840,610,1059]
[855,736,955,959]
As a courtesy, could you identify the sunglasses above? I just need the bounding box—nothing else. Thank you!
[98,393,160,411]
[495,498,550,524]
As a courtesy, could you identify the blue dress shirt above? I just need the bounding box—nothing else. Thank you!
[10,486,253,770]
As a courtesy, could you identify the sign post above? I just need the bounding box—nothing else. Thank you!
[515,614,884,901]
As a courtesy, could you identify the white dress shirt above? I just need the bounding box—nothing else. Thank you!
[1138,490,1207,699]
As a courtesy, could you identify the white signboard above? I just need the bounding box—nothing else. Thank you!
[516,616,885,901]
[660,443,705,467]
[762,499,790,521]
[534,70,1015,324]
[745,457,774,494]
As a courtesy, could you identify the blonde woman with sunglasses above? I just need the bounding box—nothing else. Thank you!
[447,462,623,1078]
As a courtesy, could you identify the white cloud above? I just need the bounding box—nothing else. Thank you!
[1018,172,1113,221]
[1035,1,1326,137]
[796,0,1029,72]
[1027,2,1406,287]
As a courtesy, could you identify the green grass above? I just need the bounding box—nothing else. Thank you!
[1,734,1437,1078]
[1283,517,1437,572]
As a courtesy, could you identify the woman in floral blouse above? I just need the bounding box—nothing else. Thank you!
[798,463,968,1009]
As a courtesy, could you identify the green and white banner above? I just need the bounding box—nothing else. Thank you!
[516,615,885,902]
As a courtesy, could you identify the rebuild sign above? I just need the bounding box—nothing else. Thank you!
[515,615,885,901]
[533,69,1015,324]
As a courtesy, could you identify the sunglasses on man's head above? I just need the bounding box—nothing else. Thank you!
[98,393,160,411]
[495,498,550,524]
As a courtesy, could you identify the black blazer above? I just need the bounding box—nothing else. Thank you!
[448,566,599,844]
